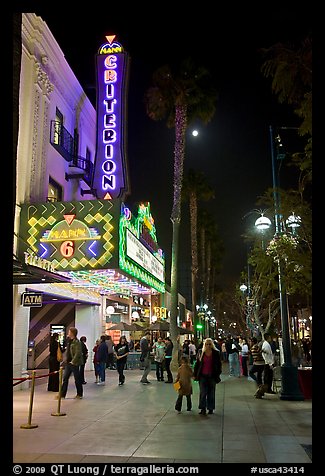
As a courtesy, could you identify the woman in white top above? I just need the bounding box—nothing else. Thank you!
[240,338,249,376]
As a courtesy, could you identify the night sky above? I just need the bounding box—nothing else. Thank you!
[33,7,311,295]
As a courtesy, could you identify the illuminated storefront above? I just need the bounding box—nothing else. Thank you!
[17,199,165,307]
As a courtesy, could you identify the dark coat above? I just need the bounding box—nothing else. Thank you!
[194,348,222,382]
[97,341,109,363]
[175,363,193,396]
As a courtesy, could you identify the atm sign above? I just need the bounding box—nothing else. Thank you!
[22,293,43,307]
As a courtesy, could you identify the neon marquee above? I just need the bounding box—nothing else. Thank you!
[119,202,165,293]
[18,200,120,272]
[92,35,130,199]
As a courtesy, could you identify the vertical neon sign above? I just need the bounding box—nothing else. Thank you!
[92,35,130,199]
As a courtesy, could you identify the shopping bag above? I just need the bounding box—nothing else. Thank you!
[57,345,63,362]
[173,381,181,392]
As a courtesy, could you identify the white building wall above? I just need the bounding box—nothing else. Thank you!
[75,304,102,371]
[17,12,96,210]
[13,286,31,391]
[14,13,98,388]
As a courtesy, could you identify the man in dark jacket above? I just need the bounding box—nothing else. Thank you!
[97,335,109,385]
[164,337,174,383]
[140,332,152,384]
[79,336,88,384]
[59,327,83,399]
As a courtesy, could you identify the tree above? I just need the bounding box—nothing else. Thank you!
[260,36,312,182]
[182,169,215,340]
[145,59,217,368]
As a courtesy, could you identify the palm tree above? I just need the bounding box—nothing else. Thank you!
[197,210,223,334]
[182,169,215,340]
[145,59,217,368]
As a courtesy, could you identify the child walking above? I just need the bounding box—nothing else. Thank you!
[174,356,194,413]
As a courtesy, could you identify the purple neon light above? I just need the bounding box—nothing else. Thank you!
[40,243,48,258]
[93,48,128,199]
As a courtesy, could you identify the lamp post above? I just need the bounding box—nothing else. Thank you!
[260,126,304,400]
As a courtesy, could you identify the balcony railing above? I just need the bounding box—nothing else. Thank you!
[50,121,94,187]
[50,120,74,162]
[68,155,94,187]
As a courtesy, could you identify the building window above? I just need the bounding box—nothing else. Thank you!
[53,108,63,145]
[47,176,63,202]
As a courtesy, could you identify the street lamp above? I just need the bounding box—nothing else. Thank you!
[257,125,304,401]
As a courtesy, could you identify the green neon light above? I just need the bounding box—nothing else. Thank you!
[19,200,119,271]
[119,203,165,293]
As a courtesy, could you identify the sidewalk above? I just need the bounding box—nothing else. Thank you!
[13,365,312,464]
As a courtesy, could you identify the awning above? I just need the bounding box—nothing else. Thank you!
[13,259,71,285]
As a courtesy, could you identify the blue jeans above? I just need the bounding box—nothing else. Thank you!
[228,353,240,377]
[140,356,151,382]
[198,375,216,411]
[61,363,83,397]
[98,361,106,382]
[249,364,264,385]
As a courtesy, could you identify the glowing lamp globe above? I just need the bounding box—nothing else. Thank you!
[106,306,115,315]
[286,213,301,229]
[255,216,271,230]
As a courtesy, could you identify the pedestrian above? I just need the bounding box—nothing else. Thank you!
[47,333,62,392]
[240,338,249,377]
[174,356,194,413]
[57,327,83,399]
[176,335,182,364]
[128,337,135,351]
[182,339,190,359]
[193,337,222,415]
[225,334,240,377]
[261,333,276,394]
[92,339,100,383]
[188,340,196,365]
[79,336,88,384]
[97,335,109,385]
[164,337,173,383]
[213,338,221,352]
[221,341,227,362]
[248,337,266,398]
[114,335,129,385]
[152,336,166,381]
[139,331,152,384]
[105,335,115,369]
[238,336,243,374]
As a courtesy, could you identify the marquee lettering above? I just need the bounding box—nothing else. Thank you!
[92,36,129,199]
[24,251,55,272]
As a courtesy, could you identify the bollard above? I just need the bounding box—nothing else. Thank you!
[20,370,38,429]
[51,367,66,417]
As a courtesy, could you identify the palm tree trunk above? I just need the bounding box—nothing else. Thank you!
[170,103,187,371]
[189,191,199,342]
[200,226,206,304]
[206,239,211,303]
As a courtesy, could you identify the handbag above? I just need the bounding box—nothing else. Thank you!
[173,381,181,392]
[57,344,63,362]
